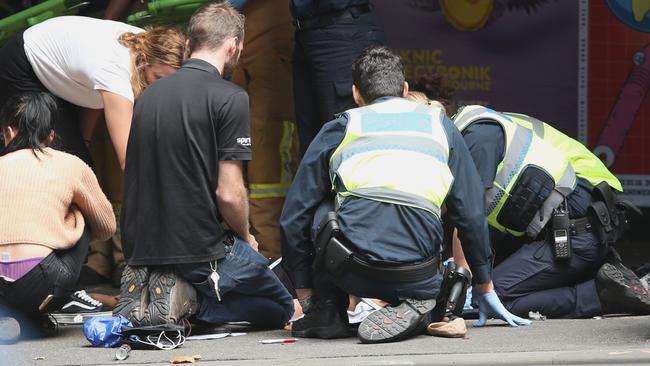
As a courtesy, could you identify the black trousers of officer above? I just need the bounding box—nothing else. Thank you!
[293,7,384,155]
[310,200,442,307]
[492,231,609,319]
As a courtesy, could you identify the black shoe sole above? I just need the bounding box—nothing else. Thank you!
[358,298,436,344]
[146,269,177,325]
[599,263,650,315]
[113,266,148,325]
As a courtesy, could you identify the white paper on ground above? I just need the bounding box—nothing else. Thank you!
[187,332,247,340]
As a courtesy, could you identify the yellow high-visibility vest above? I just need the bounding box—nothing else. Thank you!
[454,105,577,237]
[503,112,622,192]
[330,98,454,218]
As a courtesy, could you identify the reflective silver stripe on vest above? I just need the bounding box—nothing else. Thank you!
[485,125,533,213]
[342,187,441,217]
[556,163,577,195]
[330,135,449,177]
[505,112,545,138]
[454,105,488,131]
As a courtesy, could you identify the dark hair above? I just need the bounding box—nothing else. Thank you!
[0,92,58,157]
[352,46,406,103]
[188,2,245,53]
[409,73,457,114]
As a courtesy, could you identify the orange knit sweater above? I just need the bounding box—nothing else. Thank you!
[0,148,116,260]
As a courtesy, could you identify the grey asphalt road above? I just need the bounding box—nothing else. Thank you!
[3,316,650,366]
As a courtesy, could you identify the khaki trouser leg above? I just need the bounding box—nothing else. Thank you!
[85,240,113,279]
[233,0,299,258]
[85,119,125,277]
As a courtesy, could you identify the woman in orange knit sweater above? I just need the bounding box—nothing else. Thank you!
[0,92,116,340]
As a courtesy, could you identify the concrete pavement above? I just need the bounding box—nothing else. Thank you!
[3,316,650,365]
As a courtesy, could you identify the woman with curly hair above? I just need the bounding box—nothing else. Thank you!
[0,16,186,168]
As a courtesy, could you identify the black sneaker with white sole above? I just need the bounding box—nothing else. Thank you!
[358,298,436,344]
[50,290,111,324]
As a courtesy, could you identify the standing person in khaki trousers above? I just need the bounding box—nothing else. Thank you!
[232,0,299,259]
[82,123,126,287]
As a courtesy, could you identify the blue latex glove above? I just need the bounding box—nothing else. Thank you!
[474,291,532,327]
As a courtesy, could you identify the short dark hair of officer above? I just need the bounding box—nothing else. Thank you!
[352,46,408,105]
[187,2,245,54]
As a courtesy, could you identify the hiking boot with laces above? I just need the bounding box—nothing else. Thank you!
[144,269,198,325]
[114,265,150,325]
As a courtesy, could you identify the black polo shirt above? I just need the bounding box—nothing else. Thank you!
[121,59,252,266]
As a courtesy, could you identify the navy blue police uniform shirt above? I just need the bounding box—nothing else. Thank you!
[280,97,493,289]
[291,0,369,19]
[461,120,594,220]
[121,59,252,266]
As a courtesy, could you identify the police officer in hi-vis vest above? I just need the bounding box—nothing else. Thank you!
[451,105,650,319]
[280,46,531,344]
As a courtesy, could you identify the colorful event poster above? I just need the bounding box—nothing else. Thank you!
[374,0,650,206]
[587,0,650,206]
[372,0,581,135]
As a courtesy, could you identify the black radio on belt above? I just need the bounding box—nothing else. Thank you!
[551,200,572,260]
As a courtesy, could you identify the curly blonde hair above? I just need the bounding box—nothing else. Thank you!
[118,27,186,99]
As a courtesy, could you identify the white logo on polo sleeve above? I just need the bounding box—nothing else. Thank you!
[237,137,251,147]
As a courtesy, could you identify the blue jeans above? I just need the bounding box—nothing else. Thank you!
[175,237,294,328]
[493,233,608,318]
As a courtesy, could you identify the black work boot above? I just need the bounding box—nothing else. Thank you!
[596,259,650,315]
[358,298,436,344]
[291,299,352,339]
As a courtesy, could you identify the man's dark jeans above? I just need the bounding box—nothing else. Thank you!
[293,10,384,154]
[176,237,294,329]
[0,226,92,319]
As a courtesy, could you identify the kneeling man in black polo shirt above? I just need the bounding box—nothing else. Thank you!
[114,3,294,329]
